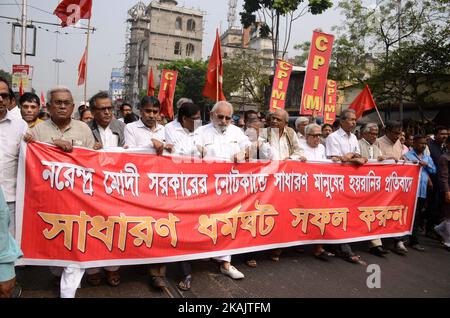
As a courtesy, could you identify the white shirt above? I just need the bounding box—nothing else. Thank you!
[165,119,199,157]
[98,125,119,148]
[303,143,327,161]
[269,129,304,160]
[326,127,360,157]
[194,123,251,161]
[297,132,307,148]
[8,106,21,120]
[124,119,165,148]
[0,111,28,202]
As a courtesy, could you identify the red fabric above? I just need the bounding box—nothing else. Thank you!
[160,80,174,120]
[202,29,226,101]
[19,79,24,97]
[40,92,46,106]
[77,48,87,86]
[17,142,420,266]
[147,67,155,97]
[53,0,92,27]
[348,84,377,119]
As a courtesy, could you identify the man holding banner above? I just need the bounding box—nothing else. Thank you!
[195,101,249,279]
[326,109,368,264]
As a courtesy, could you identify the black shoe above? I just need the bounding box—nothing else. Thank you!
[369,246,389,257]
[426,230,441,241]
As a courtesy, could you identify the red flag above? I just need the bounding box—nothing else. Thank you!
[147,67,155,97]
[160,81,174,120]
[53,0,92,28]
[77,48,87,86]
[202,29,226,102]
[19,79,24,97]
[348,84,377,119]
[40,91,46,106]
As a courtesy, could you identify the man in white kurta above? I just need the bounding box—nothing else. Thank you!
[194,101,250,280]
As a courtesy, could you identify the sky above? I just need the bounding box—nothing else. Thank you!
[0,0,344,104]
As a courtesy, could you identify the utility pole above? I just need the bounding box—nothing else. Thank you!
[20,0,27,65]
[398,0,403,126]
[52,58,64,86]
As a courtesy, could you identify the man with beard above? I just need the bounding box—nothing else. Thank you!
[194,101,250,280]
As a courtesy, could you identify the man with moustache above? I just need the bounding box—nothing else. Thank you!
[19,92,43,129]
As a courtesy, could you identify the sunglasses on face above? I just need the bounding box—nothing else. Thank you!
[95,106,113,113]
[308,134,322,137]
[216,114,231,121]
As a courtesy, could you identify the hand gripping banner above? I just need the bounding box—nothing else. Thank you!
[16,142,420,268]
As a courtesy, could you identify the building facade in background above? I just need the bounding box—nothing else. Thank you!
[124,0,205,108]
[109,68,125,108]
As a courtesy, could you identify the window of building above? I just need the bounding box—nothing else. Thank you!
[186,43,194,57]
[175,17,182,30]
[174,42,182,55]
[187,19,195,32]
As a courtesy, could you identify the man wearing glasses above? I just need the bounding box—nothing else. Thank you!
[87,91,125,150]
[28,87,95,151]
[25,86,95,298]
[84,91,124,287]
[0,77,27,298]
[194,101,250,280]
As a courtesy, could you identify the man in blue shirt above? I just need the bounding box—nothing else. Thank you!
[404,135,436,251]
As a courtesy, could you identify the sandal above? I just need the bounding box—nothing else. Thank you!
[269,255,280,262]
[245,259,258,268]
[105,270,121,287]
[86,273,102,286]
[178,275,191,291]
[314,250,335,261]
[343,254,366,265]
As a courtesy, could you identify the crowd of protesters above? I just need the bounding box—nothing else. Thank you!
[0,76,449,298]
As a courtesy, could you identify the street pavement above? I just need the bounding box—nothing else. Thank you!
[16,236,450,298]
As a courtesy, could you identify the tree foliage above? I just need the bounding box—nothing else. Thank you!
[222,51,271,106]
[240,0,332,64]
[157,59,211,109]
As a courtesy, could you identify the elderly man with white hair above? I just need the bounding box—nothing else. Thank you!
[303,123,327,160]
[194,101,250,279]
[295,116,309,147]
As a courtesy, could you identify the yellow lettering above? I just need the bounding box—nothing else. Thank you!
[279,61,291,71]
[165,72,174,81]
[277,70,288,79]
[272,90,286,101]
[312,55,325,70]
[315,36,328,52]
[303,94,323,111]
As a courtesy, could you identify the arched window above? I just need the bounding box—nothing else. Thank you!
[174,42,182,55]
[175,17,182,30]
[187,19,195,32]
[186,43,195,56]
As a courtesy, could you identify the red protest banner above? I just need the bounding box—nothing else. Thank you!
[16,142,420,267]
[324,80,337,124]
[300,31,334,116]
[269,60,293,112]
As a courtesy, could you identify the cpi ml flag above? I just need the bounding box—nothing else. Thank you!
[324,80,338,124]
[300,31,334,116]
[269,60,293,112]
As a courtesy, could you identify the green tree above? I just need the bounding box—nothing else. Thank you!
[157,58,211,110]
[222,51,271,107]
[240,0,332,65]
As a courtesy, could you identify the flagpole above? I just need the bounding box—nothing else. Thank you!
[374,103,385,128]
[216,65,219,102]
[83,18,91,104]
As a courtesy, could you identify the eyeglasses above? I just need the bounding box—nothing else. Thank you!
[52,100,73,106]
[0,93,11,100]
[307,134,322,137]
[216,114,231,121]
[95,106,113,113]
